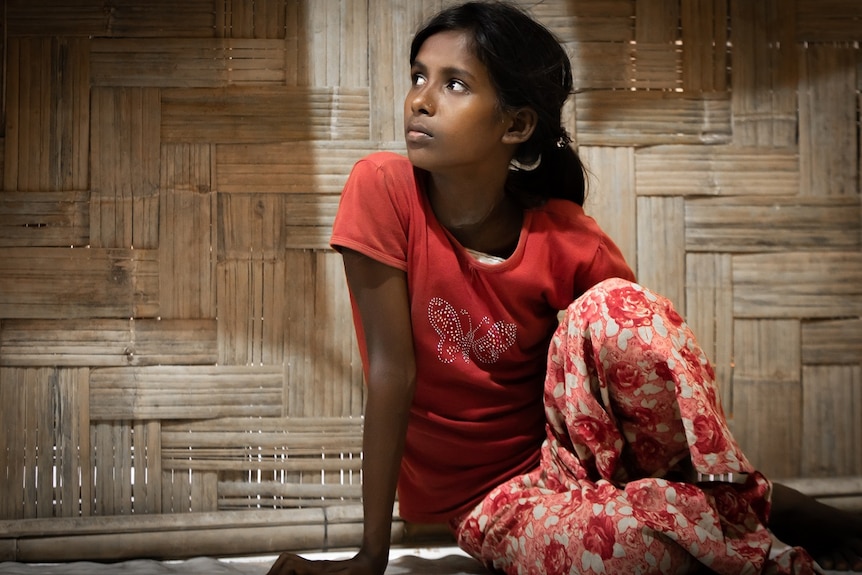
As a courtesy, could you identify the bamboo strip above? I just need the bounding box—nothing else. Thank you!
[733,252,862,319]
[216,259,287,365]
[0,247,158,319]
[341,0,370,88]
[283,0,301,85]
[219,481,361,499]
[54,368,88,517]
[730,0,797,147]
[218,497,360,509]
[276,252,363,416]
[162,416,363,433]
[632,0,681,91]
[319,252,342,416]
[304,2,354,86]
[802,319,862,365]
[0,140,5,191]
[635,145,799,197]
[580,146,637,270]
[0,507,323,537]
[283,194,341,249]
[629,43,681,91]
[36,371,54,518]
[0,191,89,247]
[167,467,192,514]
[566,41,631,91]
[216,140,400,195]
[161,87,370,143]
[218,194,285,260]
[37,37,51,192]
[731,319,802,478]
[0,506,391,561]
[367,0,412,141]
[574,91,731,146]
[685,195,860,253]
[18,39,46,192]
[798,44,858,197]
[51,38,90,191]
[537,0,634,43]
[161,430,362,449]
[91,39,287,87]
[191,471,218,513]
[801,365,862,477]
[162,458,362,473]
[286,250,316,417]
[635,0,678,43]
[681,0,728,92]
[796,0,862,41]
[89,87,161,249]
[7,3,103,36]
[2,37,91,191]
[731,377,802,478]
[263,257,288,367]
[734,319,801,380]
[22,369,38,519]
[91,421,116,515]
[334,252,363,416]
[159,143,217,319]
[120,422,133,514]
[636,196,685,311]
[89,365,283,420]
[0,318,217,366]
[0,369,23,519]
[7,0,215,37]
[685,254,733,416]
[13,524,324,562]
[4,38,21,191]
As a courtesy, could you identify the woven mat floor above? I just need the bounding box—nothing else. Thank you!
[0,544,854,574]
[0,547,488,575]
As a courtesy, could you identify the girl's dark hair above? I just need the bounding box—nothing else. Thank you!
[410,1,586,206]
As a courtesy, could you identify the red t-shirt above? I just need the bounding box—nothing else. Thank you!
[330,152,635,523]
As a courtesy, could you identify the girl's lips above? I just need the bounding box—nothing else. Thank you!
[405,123,432,143]
[406,130,432,144]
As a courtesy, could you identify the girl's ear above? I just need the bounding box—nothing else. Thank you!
[502,107,538,145]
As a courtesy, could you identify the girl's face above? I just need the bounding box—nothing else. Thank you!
[404,30,514,175]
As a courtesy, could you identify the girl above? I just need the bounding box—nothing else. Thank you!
[268,2,862,574]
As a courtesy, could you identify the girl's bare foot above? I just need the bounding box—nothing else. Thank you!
[769,482,862,571]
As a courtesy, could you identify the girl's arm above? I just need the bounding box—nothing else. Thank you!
[267,249,416,575]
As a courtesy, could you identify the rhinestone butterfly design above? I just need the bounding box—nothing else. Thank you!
[427,297,517,364]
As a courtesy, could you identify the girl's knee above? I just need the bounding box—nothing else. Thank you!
[564,278,686,338]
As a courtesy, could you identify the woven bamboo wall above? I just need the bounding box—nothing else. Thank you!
[0,0,860,562]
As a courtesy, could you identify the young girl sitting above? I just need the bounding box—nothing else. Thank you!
[267,2,862,574]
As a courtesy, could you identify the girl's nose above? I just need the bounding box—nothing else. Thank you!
[410,87,433,116]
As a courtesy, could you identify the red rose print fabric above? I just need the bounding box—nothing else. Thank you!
[453,278,817,575]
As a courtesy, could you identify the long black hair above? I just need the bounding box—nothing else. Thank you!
[410,1,586,206]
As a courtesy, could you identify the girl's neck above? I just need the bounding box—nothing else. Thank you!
[427,172,523,258]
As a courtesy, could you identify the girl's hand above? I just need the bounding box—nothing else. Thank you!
[265,550,385,575]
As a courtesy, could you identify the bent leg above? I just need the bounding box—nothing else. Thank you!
[456,279,818,575]
[542,278,818,574]
[454,470,702,575]
[544,277,752,484]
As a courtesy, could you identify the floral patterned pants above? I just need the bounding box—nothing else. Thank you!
[453,278,816,575]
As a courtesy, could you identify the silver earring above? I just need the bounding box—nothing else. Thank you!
[509,154,542,172]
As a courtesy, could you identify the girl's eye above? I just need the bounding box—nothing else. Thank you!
[412,73,427,87]
[447,79,467,93]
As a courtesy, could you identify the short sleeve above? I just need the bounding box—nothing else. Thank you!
[329,152,416,272]
[581,235,636,290]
